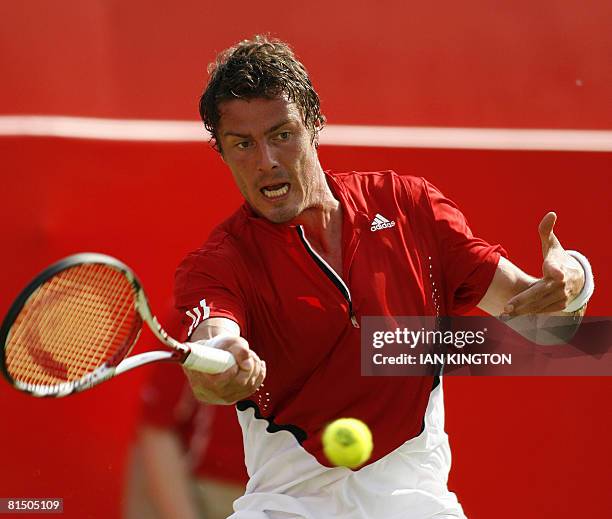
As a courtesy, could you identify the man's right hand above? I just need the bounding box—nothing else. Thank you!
[183,334,266,404]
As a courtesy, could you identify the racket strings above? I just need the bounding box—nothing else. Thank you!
[55,267,131,377]
[8,266,108,382]
[16,270,117,372]
[9,268,105,374]
[72,268,134,373]
[27,265,135,380]
[5,264,140,386]
[8,265,134,384]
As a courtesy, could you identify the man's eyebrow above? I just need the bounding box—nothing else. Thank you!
[222,130,250,139]
[222,119,293,139]
[266,119,292,134]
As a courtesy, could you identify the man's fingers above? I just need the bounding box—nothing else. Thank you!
[184,368,238,404]
[507,291,566,316]
[185,366,236,393]
[538,211,556,236]
[234,350,262,384]
[253,361,266,390]
[224,337,251,366]
[506,280,551,309]
[504,278,567,316]
[538,211,556,246]
[234,364,255,386]
[223,358,266,403]
[538,212,561,258]
[537,299,569,314]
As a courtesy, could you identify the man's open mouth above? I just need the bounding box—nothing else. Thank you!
[261,183,290,199]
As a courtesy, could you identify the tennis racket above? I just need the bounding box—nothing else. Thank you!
[0,253,235,397]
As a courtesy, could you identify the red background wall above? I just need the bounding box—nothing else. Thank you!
[1,1,610,517]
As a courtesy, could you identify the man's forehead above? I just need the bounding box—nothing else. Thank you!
[218,97,302,132]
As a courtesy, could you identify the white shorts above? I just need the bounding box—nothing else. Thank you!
[229,381,467,519]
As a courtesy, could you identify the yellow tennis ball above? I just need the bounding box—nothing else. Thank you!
[322,418,373,469]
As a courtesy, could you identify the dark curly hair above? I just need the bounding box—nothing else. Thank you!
[199,35,326,152]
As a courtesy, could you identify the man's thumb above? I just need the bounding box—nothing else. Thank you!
[538,211,559,257]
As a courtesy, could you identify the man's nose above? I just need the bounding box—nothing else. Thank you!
[256,142,279,173]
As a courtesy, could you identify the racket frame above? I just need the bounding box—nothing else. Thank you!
[1,253,191,397]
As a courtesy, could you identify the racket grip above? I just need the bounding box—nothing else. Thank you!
[183,342,237,374]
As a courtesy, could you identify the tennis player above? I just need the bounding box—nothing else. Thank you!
[175,36,593,519]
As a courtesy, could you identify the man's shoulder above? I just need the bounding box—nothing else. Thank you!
[328,170,429,208]
[330,169,426,189]
[177,206,247,274]
[206,207,248,251]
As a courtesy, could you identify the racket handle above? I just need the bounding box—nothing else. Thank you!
[183,342,237,374]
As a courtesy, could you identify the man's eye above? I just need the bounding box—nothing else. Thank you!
[277,131,291,140]
[236,141,251,149]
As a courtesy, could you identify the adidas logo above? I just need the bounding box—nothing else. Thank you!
[370,213,396,232]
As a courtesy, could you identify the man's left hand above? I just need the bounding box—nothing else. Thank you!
[502,212,585,317]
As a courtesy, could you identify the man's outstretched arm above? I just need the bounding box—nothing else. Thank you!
[477,212,591,342]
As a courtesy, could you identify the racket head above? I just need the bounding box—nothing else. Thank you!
[0,253,144,397]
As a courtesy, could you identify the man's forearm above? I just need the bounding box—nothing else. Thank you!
[477,257,536,316]
[191,317,241,341]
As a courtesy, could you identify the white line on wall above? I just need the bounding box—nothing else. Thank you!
[0,115,610,151]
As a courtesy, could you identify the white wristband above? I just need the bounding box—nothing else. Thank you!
[564,250,594,312]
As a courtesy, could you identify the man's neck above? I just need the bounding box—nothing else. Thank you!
[289,176,342,254]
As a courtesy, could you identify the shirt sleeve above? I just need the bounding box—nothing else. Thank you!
[174,248,248,341]
[421,178,508,314]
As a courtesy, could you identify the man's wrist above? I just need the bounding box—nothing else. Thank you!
[564,250,594,313]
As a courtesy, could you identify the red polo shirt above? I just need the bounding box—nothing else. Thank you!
[175,170,504,466]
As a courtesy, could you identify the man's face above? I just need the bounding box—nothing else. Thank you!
[217,97,322,224]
